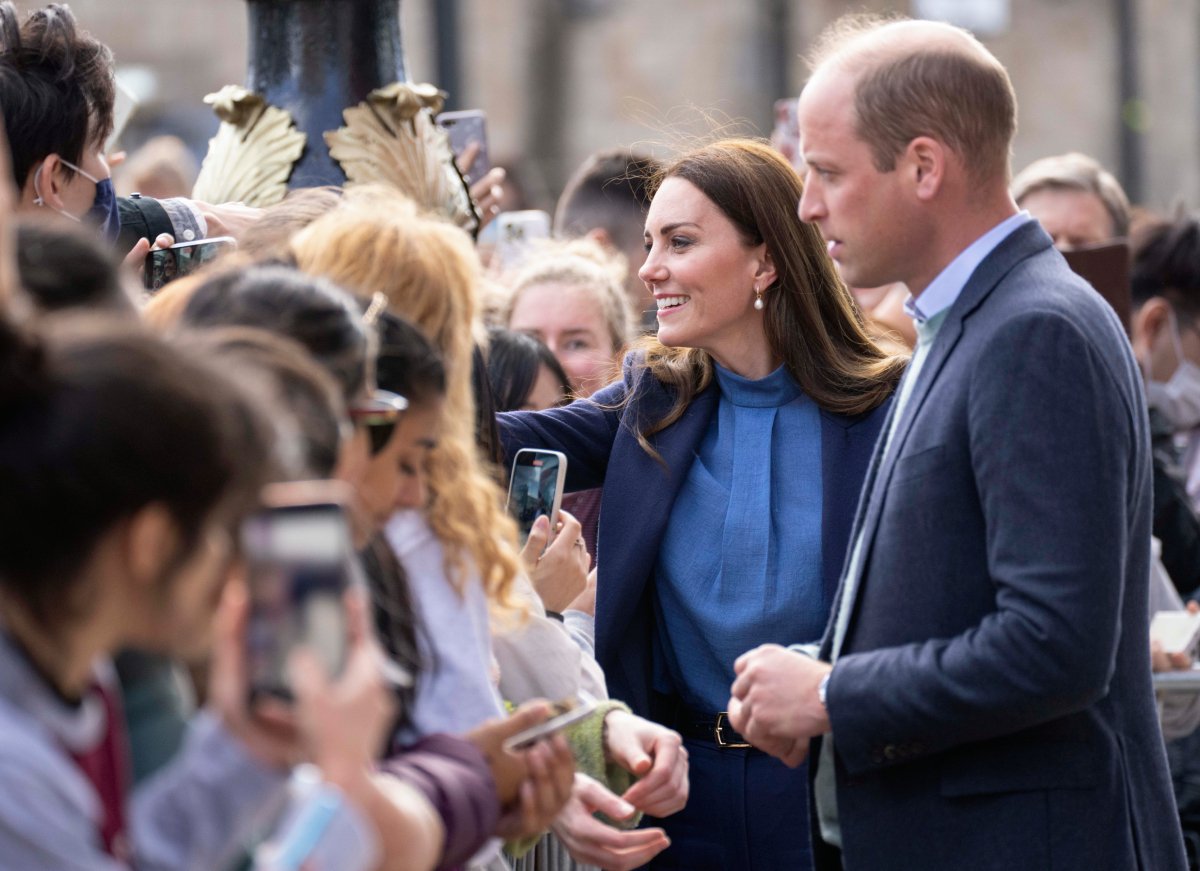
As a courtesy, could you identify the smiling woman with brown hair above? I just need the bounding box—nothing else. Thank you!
[499,138,904,870]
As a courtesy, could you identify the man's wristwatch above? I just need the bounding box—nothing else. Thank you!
[818,672,832,708]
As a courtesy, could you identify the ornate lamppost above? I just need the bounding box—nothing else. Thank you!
[192,0,475,232]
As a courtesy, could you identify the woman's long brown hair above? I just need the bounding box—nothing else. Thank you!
[632,139,907,457]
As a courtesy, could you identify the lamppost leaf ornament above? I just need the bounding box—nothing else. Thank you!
[192,85,306,207]
[325,81,478,234]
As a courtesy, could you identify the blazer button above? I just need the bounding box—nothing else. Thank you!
[883,744,898,761]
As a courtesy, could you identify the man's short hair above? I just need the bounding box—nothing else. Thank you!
[553,148,661,252]
[1012,152,1131,238]
[1131,214,1200,321]
[0,2,115,189]
[807,15,1017,186]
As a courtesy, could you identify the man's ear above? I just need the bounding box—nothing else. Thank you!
[122,503,179,591]
[1137,297,1172,343]
[25,153,67,210]
[906,137,946,202]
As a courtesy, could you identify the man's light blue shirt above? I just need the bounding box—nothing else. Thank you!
[903,210,1033,323]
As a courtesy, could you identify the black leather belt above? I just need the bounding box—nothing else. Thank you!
[671,706,752,749]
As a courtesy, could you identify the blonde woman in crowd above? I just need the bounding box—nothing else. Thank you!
[498,238,637,559]
[292,196,689,871]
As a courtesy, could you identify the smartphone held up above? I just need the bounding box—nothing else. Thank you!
[506,448,568,546]
[241,481,358,703]
[144,235,237,292]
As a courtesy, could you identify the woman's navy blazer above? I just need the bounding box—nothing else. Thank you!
[499,357,892,721]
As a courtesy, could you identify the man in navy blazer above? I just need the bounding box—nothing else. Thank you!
[728,16,1187,870]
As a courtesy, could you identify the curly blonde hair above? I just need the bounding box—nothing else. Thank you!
[291,191,521,603]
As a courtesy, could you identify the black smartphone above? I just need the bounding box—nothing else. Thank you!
[506,448,568,546]
[242,481,356,703]
[436,109,490,187]
[143,236,237,292]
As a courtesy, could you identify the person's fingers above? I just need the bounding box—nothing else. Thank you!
[782,737,810,769]
[557,818,670,871]
[556,510,582,544]
[1189,600,1200,614]
[458,140,481,174]
[604,713,653,777]
[574,773,636,821]
[726,695,747,732]
[123,237,151,269]
[343,584,371,647]
[288,646,330,705]
[521,515,551,563]
[151,232,174,250]
[619,735,680,804]
[560,815,668,854]
[497,699,553,740]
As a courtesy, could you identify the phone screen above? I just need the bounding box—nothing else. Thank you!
[494,210,551,271]
[242,503,351,702]
[507,451,564,545]
[144,237,236,292]
[437,110,489,186]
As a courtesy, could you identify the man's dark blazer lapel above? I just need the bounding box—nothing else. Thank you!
[829,221,1055,653]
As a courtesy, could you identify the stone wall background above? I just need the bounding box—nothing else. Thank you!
[66,0,1198,213]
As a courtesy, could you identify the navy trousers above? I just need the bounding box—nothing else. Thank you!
[645,737,813,870]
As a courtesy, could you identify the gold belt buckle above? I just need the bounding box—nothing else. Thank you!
[714,711,751,748]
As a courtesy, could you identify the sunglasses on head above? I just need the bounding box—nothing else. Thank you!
[349,389,409,455]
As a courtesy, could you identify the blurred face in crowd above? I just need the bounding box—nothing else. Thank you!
[509,282,616,397]
[522,364,568,411]
[358,398,443,529]
[639,176,773,372]
[797,72,923,291]
[123,508,238,661]
[1019,187,1115,250]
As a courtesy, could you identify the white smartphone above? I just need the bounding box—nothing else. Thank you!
[436,109,489,187]
[494,210,551,271]
[242,480,357,703]
[506,448,568,546]
[144,236,237,292]
[1151,610,1200,656]
[503,691,599,752]
[106,80,138,154]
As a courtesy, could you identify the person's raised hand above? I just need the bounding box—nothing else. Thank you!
[289,585,395,787]
[552,774,671,871]
[603,709,688,817]
[520,510,588,613]
[123,232,174,287]
[468,165,506,231]
[207,579,301,770]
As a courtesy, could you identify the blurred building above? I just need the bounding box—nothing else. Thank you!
[72,0,1198,214]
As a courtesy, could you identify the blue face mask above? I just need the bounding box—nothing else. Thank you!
[33,157,121,245]
[84,176,120,244]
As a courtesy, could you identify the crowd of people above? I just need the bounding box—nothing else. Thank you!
[3,2,1200,870]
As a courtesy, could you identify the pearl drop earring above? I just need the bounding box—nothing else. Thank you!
[754,286,764,311]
